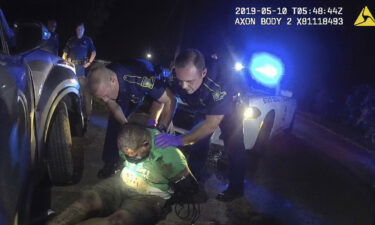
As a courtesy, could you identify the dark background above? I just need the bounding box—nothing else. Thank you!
[1,0,374,109]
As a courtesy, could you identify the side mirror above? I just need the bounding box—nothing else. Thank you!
[12,22,50,53]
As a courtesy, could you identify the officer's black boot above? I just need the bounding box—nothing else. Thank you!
[216,168,244,202]
[97,162,120,179]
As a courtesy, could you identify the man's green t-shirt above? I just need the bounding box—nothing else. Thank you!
[120,129,188,199]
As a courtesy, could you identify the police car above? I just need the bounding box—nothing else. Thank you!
[173,52,297,152]
[212,90,296,151]
[173,90,296,151]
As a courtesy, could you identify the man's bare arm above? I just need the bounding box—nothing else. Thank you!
[89,51,96,63]
[149,101,163,122]
[150,88,177,128]
[106,100,127,125]
[182,115,224,146]
[84,51,97,68]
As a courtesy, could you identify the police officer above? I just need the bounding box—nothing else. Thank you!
[62,22,96,75]
[43,19,59,55]
[155,49,246,201]
[87,59,176,178]
[63,22,96,117]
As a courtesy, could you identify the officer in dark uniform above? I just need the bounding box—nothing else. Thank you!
[63,22,96,118]
[62,22,96,75]
[43,19,59,55]
[87,59,176,178]
[155,49,246,201]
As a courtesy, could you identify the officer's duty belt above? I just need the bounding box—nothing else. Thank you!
[67,58,87,65]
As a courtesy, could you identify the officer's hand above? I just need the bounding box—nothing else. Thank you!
[148,118,157,127]
[83,62,91,68]
[155,134,183,148]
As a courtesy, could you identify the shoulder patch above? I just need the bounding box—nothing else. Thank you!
[141,76,156,89]
[203,77,227,101]
[123,75,155,89]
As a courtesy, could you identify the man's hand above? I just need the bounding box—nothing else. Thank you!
[83,62,91,68]
[85,51,96,68]
[155,133,183,148]
[62,52,68,60]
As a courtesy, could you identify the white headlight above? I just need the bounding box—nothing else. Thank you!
[244,107,261,120]
[244,107,254,119]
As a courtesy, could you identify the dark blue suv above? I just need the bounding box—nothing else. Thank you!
[0,9,86,225]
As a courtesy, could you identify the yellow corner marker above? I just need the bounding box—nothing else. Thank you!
[354,6,375,26]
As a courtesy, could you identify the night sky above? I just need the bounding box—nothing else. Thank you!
[1,0,375,107]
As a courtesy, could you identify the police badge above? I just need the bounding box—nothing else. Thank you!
[140,77,155,89]
[212,90,227,101]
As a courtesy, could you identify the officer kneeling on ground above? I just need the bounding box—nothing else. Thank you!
[47,113,198,225]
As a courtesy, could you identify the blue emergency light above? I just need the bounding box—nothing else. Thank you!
[249,52,284,88]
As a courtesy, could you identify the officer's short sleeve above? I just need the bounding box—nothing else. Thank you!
[203,63,234,115]
[207,95,232,115]
[159,148,189,181]
[87,37,96,52]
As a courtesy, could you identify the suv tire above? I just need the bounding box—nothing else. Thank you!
[46,101,83,185]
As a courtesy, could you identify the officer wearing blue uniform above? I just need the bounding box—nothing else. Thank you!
[62,22,96,77]
[155,49,246,201]
[63,22,96,118]
[87,59,176,178]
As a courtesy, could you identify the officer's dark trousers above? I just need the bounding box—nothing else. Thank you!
[188,107,246,191]
[102,115,122,164]
[75,64,86,77]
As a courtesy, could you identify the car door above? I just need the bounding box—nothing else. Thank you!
[0,18,33,225]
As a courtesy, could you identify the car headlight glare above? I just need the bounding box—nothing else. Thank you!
[244,107,261,120]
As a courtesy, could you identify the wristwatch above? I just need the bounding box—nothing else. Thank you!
[156,124,167,133]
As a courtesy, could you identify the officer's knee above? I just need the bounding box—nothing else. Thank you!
[107,210,134,225]
[78,190,102,211]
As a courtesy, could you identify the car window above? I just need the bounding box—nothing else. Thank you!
[11,23,45,54]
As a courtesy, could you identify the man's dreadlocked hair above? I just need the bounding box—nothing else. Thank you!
[117,124,151,152]
[117,113,152,152]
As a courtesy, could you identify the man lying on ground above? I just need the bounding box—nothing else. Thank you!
[48,113,198,225]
